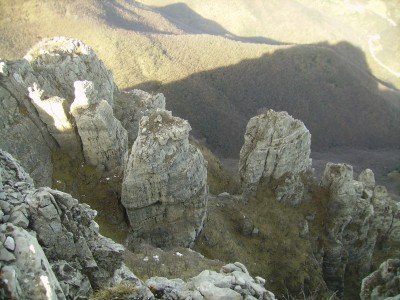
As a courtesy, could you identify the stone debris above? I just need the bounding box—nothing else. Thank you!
[146,262,276,300]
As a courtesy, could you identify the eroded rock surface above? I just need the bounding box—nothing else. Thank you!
[71,80,128,171]
[360,259,400,300]
[122,109,208,248]
[321,163,400,297]
[0,149,149,299]
[0,37,117,185]
[114,89,166,147]
[239,109,311,205]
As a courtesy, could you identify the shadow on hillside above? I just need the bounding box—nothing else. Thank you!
[130,41,400,158]
[150,2,287,45]
[101,0,287,45]
[98,0,171,34]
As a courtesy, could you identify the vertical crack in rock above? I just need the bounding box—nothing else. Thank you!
[239,109,312,205]
[121,109,208,248]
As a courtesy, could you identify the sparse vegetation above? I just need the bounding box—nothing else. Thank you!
[91,282,137,300]
[194,182,335,298]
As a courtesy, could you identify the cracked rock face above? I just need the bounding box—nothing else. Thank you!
[121,109,208,248]
[0,149,149,299]
[71,80,128,171]
[0,37,116,185]
[320,163,400,297]
[114,89,166,147]
[239,109,311,205]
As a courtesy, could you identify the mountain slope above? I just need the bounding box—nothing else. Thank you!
[0,0,399,158]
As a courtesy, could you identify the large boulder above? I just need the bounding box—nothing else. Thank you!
[239,109,311,205]
[122,109,208,248]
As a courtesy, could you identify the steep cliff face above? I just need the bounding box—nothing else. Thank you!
[239,109,312,205]
[0,149,147,299]
[71,80,128,171]
[122,109,208,248]
[320,163,400,297]
[0,37,118,185]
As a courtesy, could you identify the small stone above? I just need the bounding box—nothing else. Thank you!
[4,236,15,251]
[255,276,266,286]
[0,248,16,262]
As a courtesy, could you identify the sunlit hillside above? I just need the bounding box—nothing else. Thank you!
[0,0,399,157]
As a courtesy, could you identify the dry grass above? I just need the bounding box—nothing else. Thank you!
[193,183,334,298]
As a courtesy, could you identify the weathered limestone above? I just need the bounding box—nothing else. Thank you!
[146,262,276,300]
[360,259,400,300]
[114,89,166,147]
[320,164,400,297]
[24,36,115,106]
[122,109,208,248]
[0,58,57,186]
[0,37,117,185]
[0,149,149,299]
[71,80,128,171]
[0,224,65,300]
[239,109,311,205]
[28,82,80,153]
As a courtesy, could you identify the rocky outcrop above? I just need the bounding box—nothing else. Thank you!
[0,149,149,299]
[114,89,166,147]
[0,58,57,186]
[0,37,118,185]
[24,37,115,107]
[122,109,208,248]
[71,80,128,171]
[239,109,312,205]
[146,262,276,300]
[360,259,400,300]
[320,163,400,297]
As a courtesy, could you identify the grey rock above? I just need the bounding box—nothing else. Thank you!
[28,83,80,154]
[320,164,400,296]
[114,89,166,147]
[146,262,276,300]
[122,109,208,248]
[71,80,128,171]
[0,150,141,298]
[24,36,115,106]
[240,216,254,236]
[360,259,400,300]
[239,110,311,205]
[4,236,15,251]
[51,260,92,299]
[0,223,66,300]
[0,37,117,186]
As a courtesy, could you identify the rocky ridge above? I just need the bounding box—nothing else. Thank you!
[320,163,400,297]
[0,149,146,299]
[122,109,208,248]
[0,149,275,299]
